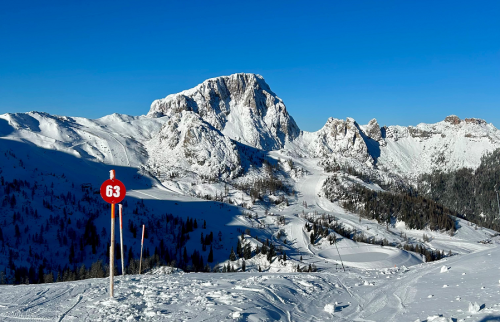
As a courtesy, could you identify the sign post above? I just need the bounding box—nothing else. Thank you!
[100,170,126,298]
[110,203,115,297]
[119,204,125,275]
[139,225,145,274]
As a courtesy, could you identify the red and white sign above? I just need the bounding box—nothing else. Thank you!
[100,179,126,204]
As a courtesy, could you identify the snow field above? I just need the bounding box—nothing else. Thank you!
[0,272,355,321]
[2,104,500,321]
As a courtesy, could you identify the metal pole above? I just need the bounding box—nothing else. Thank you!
[110,203,115,297]
[119,204,125,275]
[333,235,346,272]
[109,169,116,298]
[139,225,145,274]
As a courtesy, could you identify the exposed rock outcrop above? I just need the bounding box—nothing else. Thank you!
[148,73,300,150]
[364,118,383,142]
[146,112,243,180]
[307,117,373,164]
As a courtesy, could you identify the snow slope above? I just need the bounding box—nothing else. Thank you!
[0,239,499,321]
[2,73,500,321]
[378,116,500,178]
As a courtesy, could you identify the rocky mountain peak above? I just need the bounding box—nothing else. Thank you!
[444,115,487,126]
[148,73,300,150]
[364,118,383,142]
[444,115,462,125]
[304,117,373,165]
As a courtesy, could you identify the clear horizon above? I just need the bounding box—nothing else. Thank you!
[1,0,499,131]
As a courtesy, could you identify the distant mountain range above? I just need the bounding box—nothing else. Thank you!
[2,73,500,183]
[1,72,499,286]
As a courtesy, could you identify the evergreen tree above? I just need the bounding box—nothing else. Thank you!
[78,264,87,280]
[37,265,44,284]
[89,261,105,278]
[244,244,252,260]
[14,224,20,238]
[236,240,242,257]
[69,244,75,264]
[43,272,54,283]
[208,246,214,263]
[242,260,246,272]
[266,244,275,262]
[229,247,236,261]
[127,247,134,263]
[10,195,16,208]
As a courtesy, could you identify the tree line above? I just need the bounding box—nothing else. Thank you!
[417,148,500,231]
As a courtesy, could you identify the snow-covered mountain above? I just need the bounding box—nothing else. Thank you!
[3,73,500,321]
[145,111,243,180]
[291,117,374,165]
[148,73,300,150]
[377,115,500,178]
[3,74,500,183]
[292,113,500,179]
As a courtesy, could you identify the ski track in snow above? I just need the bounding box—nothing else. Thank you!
[1,108,500,321]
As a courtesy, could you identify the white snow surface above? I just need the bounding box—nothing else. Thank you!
[1,75,500,321]
[378,117,500,178]
[1,241,500,321]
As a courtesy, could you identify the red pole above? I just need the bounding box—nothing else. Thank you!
[139,225,145,274]
[119,204,125,275]
[109,169,116,297]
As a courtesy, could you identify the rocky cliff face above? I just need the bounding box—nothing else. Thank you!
[301,117,374,164]
[364,118,385,145]
[145,112,243,180]
[148,73,300,150]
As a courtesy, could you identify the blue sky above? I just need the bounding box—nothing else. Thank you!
[1,0,498,131]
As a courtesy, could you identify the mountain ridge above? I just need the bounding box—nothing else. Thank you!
[148,73,300,150]
[2,73,500,181]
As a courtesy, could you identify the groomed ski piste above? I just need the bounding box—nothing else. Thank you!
[0,128,499,321]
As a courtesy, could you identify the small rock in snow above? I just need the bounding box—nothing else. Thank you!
[324,304,335,314]
[468,301,481,313]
